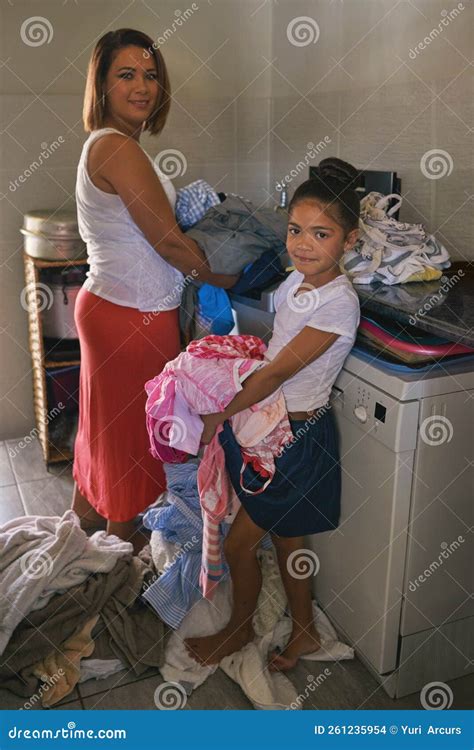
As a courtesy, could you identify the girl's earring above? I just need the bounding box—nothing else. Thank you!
[101,94,105,108]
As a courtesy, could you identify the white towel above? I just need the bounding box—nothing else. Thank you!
[0,510,132,656]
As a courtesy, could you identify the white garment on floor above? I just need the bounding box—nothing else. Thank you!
[0,510,132,656]
[160,549,353,709]
[79,658,127,683]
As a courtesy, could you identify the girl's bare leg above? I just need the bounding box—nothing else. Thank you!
[268,535,321,671]
[72,481,106,530]
[185,507,267,665]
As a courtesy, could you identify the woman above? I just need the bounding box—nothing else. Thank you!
[72,28,237,552]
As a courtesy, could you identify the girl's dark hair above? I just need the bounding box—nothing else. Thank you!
[288,157,361,234]
[82,28,171,135]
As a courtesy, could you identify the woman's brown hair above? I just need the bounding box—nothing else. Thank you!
[82,28,171,135]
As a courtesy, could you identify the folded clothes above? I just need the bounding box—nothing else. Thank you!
[0,510,132,656]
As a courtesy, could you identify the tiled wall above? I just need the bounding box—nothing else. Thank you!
[0,0,272,439]
[269,0,473,253]
[1,0,472,438]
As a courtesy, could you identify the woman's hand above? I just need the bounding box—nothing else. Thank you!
[199,413,224,445]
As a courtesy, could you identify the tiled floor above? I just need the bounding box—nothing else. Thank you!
[1,436,472,711]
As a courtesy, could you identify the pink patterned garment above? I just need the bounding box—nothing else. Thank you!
[145,334,293,598]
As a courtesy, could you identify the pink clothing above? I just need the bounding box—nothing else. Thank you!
[144,334,293,598]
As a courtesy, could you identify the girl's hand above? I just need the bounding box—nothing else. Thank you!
[199,413,224,445]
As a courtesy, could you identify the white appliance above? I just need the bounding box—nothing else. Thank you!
[309,351,473,698]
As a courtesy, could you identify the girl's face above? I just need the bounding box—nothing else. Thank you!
[287,199,358,281]
[103,45,160,132]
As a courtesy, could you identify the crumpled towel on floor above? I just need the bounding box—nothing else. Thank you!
[31,615,99,707]
[160,549,353,709]
[0,510,132,656]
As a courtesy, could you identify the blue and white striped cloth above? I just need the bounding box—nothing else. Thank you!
[175,179,220,231]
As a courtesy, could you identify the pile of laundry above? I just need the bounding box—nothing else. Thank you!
[342,191,451,285]
[145,333,293,598]
[0,511,169,707]
[175,180,286,342]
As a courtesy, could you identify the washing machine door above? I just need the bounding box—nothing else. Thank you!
[308,373,419,674]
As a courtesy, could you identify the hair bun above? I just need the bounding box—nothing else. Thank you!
[317,157,359,189]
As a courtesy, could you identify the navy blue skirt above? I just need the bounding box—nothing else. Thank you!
[218,406,341,537]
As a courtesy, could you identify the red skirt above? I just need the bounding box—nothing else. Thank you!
[72,288,180,522]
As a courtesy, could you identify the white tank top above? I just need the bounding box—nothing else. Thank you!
[75,127,183,311]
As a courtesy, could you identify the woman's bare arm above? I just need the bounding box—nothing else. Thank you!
[88,133,238,288]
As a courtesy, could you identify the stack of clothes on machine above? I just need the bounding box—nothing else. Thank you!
[175,180,286,343]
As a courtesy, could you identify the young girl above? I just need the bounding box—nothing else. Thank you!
[185,158,361,671]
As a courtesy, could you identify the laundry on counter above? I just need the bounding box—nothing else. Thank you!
[342,191,451,285]
[0,510,132,657]
[186,194,288,275]
[145,334,293,598]
[0,549,170,699]
[175,179,221,231]
[230,248,284,296]
[161,548,354,710]
[176,191,287,344]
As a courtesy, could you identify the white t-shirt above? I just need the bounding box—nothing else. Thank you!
[265,271,360,411]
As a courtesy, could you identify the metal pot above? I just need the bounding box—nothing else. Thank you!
[22,209,87,260]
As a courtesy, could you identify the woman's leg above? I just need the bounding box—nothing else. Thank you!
[72,481,106,530]
[268,535,320,671]
[185,506,267,665]
[107,519,150,555]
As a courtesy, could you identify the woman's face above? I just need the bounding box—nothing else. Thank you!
[103,45,160,130]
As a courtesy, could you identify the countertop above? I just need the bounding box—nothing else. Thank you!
[355,262,474,348]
